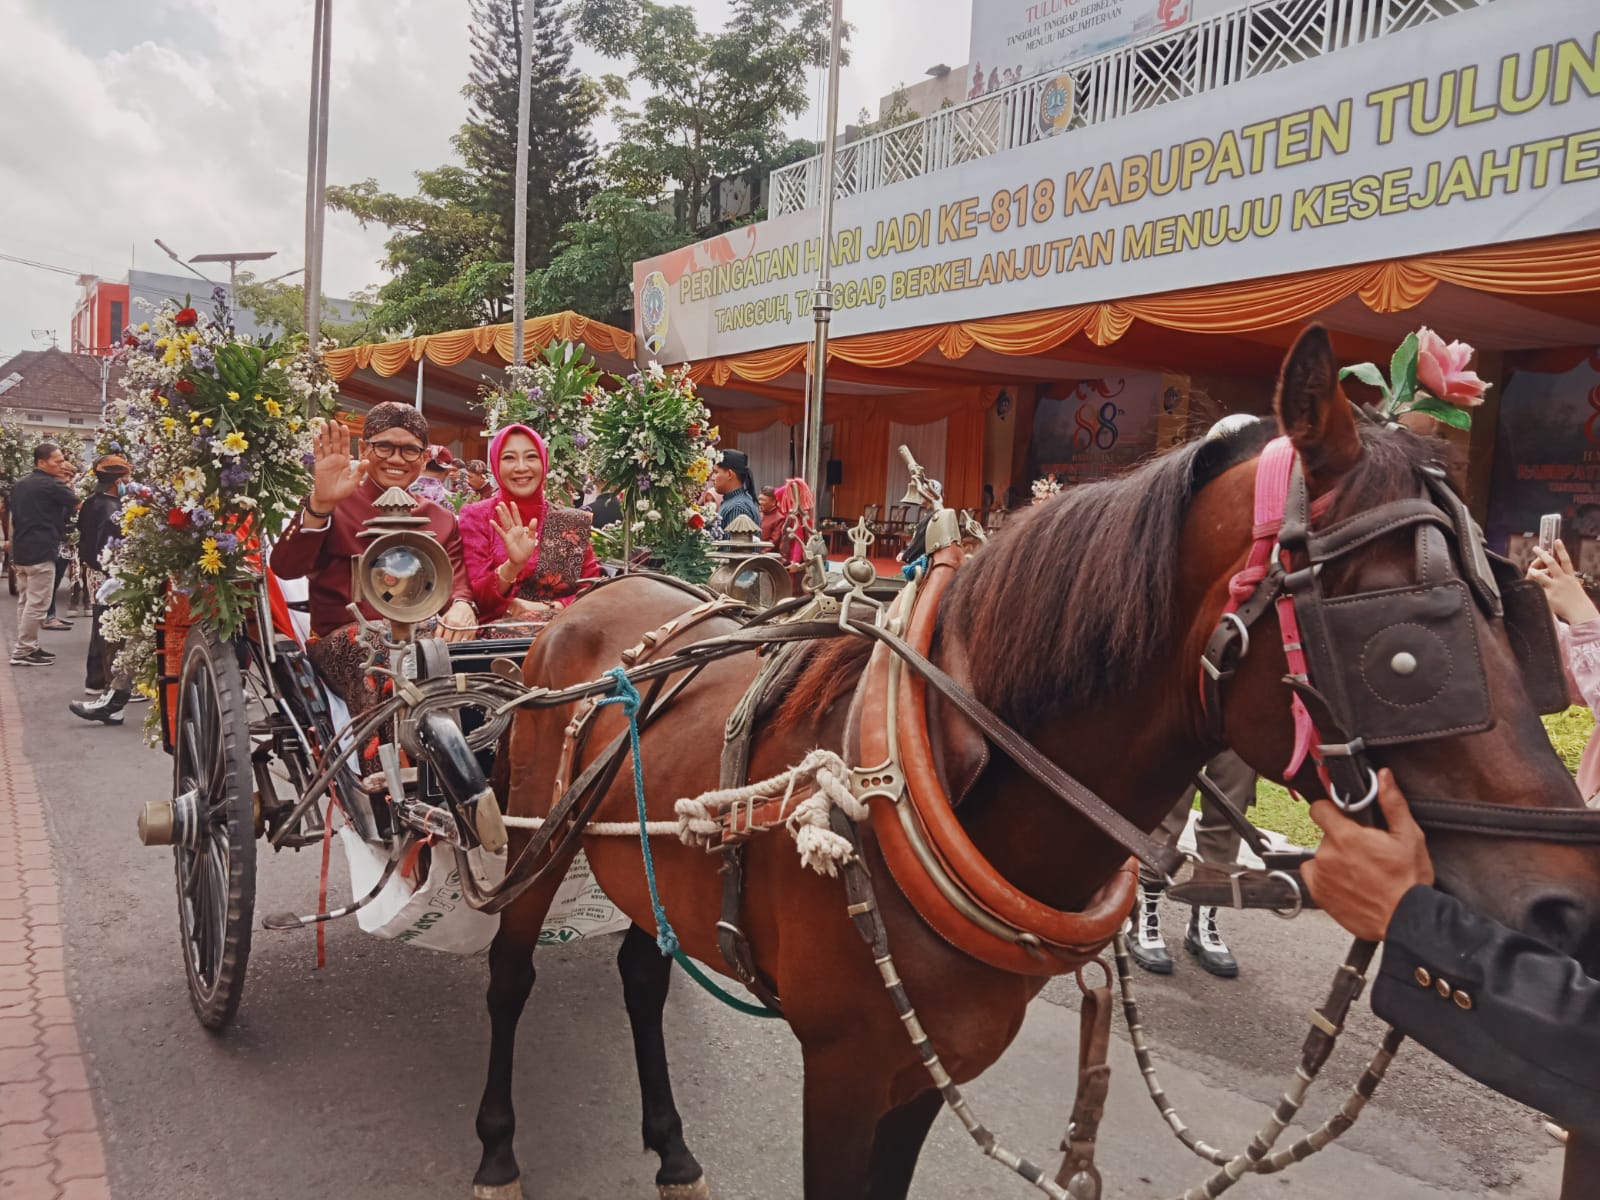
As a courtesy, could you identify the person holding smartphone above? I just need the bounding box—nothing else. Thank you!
[1527,535,1600,808]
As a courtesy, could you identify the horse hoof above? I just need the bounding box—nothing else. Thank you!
[659,1178,712,1200]
[472,1181,523,1200]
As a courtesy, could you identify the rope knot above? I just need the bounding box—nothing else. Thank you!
[601,666,643,717]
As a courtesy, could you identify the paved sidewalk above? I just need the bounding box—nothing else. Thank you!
[0,649,111,1200]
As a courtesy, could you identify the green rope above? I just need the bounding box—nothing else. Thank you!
[672,951,784,1019]
[600,667,783,1019]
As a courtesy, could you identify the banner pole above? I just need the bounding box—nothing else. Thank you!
[511,0,535,368]
[803,0,844,503]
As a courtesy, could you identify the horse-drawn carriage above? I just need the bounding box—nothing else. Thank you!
[132,329,1599,1200]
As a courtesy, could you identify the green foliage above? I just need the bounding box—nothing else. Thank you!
[573,0,839,234]
[456,0,599,270]
[532,190,692,327]
[588,364,716,581]
[0,409,31,495]
[232,273,391,345]
[854,85,919,137]
[326,0,599,335]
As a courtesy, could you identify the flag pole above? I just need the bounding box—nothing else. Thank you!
[511,0,535,368]
[303,0,332,417]
[802,0,844,502]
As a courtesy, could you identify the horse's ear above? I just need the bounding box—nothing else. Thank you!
[1275,326,1361,483]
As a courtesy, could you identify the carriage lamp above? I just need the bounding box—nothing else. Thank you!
[707,513,792,608]
[350,486,455,638]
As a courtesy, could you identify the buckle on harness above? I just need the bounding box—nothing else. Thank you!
[851,762,905,805]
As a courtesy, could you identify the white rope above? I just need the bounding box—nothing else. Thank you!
[674,748,867,876]
[498,749,868,876]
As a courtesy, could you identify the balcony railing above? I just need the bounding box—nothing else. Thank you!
[769,0,1493,216]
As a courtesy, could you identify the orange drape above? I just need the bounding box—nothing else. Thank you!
[323,312,635,381]
[687,230,1600,384]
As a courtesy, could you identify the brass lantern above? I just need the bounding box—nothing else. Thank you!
[707,513,791,608]
[349,486,455,639]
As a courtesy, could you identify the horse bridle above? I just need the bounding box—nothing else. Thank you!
[1200,434,1600,846]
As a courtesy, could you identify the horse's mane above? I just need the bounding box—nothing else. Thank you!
[776,416,1448,733]
[946,417,1448,729]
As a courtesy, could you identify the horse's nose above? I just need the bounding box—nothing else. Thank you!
[1525,890,1596,956]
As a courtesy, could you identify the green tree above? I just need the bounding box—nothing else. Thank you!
[327,166,508,334]
[456,0,600,269]
[531,190,691,328]
[232,274,391,345]
[326,0,600,334]
[574,0,840,235]
[853,84,918,138]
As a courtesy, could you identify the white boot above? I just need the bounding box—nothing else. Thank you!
[1184,906,1239,978]
[1125,883,1173,974]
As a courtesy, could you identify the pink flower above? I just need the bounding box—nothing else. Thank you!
[1414,327,1488,406]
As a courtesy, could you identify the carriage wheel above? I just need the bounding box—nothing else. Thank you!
[171,623,256,1030]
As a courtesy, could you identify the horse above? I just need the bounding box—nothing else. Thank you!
[469,326,1600,1200]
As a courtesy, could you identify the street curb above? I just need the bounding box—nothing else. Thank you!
[0,637,113,1200]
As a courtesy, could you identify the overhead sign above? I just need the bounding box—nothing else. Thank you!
[635,1,1600,366]
[967,0,1191,99]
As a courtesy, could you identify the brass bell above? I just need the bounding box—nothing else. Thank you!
[899,481,924,507]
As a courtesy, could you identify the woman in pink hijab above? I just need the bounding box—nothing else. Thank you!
[458,423,600,632]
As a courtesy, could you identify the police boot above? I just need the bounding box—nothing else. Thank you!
[1125,883,1173,974]
[1184,906,1239,978]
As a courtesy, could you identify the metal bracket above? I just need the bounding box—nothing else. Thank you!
[851,761,905,805]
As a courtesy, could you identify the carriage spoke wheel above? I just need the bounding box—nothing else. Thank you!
[172,623,256,1030]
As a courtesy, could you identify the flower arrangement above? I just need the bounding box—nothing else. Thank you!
[1031,473,1063,504]
[589,362,717,582]
[480,340,602,504]
[0,409,35,496]
[98,290,334,706]
[1339,326,1489,430]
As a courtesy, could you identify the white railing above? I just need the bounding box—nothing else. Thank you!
[769,0,1493,216]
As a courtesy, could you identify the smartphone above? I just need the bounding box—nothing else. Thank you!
[1539,514,1561,555]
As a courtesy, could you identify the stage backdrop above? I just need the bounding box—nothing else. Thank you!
[1487,352,1600,577]
[636,1,1600,365]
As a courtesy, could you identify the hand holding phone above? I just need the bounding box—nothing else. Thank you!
[1539,514,1562,556]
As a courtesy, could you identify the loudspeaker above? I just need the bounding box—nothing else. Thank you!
[826,458,843,486]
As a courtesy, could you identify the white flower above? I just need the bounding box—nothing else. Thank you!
[647,361,666,382]
[646,509,661,522]
[635,496,650,511]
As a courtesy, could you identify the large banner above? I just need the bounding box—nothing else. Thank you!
[967,0,1192,99]
[635,1,1600,365]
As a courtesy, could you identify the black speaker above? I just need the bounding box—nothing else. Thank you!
[826,459,843,486]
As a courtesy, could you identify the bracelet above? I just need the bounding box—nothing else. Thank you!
[304,502,333,520]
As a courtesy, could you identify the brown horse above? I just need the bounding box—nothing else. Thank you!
[470,326,1600,1200]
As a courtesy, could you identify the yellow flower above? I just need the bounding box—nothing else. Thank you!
[157,397,169,409]
[263,399,282,418]
[188,410,201,421]
[201,417,214,428]
[205,495,221,513]
[160,416,178,435]
[226,390,240,401]
[198,538,224,575]
[221,431,249,454]
[139,322,149,332]
[119,504,149,533]
[288,419,302,434]
[253,392,263,401]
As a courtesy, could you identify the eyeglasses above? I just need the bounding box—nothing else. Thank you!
[367,442,425,462]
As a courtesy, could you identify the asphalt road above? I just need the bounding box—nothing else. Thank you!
[7,607,1568,1200]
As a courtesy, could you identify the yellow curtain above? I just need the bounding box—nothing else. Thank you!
[324,312,635,381]
[685,229,1600,383]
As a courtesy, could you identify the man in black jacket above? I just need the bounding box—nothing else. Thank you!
[7,443,78,667]
[76,455,130,694]
[1303,770,1598,1197]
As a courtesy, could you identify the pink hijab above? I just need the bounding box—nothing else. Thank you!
[489,423,549,534]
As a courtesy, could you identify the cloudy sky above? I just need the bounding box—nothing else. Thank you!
[0,0,969,360]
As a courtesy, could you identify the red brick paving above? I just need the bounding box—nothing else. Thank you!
[0,664,112,1199]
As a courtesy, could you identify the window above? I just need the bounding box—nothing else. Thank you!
[69,417,87,425]
[25,412,43,421]
[109,301,123,341]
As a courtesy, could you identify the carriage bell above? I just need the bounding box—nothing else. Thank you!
[349,486,455,638]
[897,445,960,556]
[706,513,791,608]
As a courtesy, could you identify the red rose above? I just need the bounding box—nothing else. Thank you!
[581,393,594,406]
[687,424,700,437]
[124,332,139,347]
[167,508,190,529]
[176,378,195,395]
[174,307,198,327]
[688,512,705,530]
